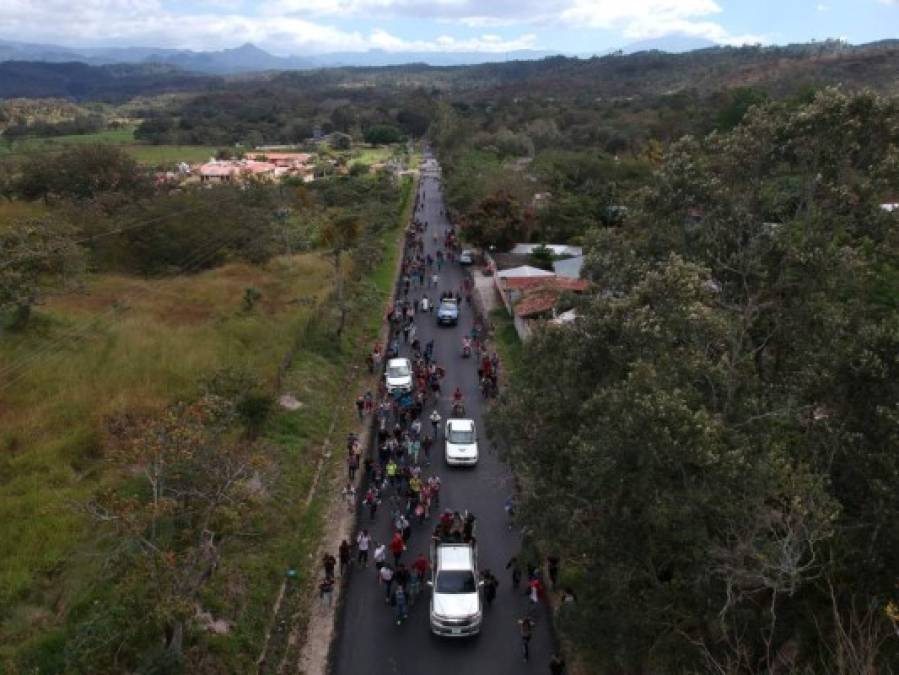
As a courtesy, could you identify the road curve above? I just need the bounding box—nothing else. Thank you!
[330,152,555,675]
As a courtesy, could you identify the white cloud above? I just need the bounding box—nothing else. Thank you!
[0,0,763,52]
[816,3,830,10]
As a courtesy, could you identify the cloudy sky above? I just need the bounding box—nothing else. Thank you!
[1,0,897,55]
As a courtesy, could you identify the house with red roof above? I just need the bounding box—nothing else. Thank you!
[506,276,591,340]
[198,159,277,184]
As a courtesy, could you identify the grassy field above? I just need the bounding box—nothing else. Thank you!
[0,172,416,672]
[0,254,336,665]
[126,144,218,164]
[0,127,217,166]
[350,145,395,166]
[0,127,138,151]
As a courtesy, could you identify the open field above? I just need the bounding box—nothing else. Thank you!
[350,145,396,166]
[0,127,218,166]
[0,255,331,608]
[0,173,415,672]
[0,255,338,668]
[0,127,137,151]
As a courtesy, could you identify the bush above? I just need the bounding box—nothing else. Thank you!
[363,125,405,145]
[349,162,370,177]
[17,145,151,201]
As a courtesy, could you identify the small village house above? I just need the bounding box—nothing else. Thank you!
[511,278,591,340]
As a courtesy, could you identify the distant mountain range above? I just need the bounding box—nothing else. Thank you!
[0,39,563,74]
[0,35,722,76]
[610,36,719,55]
[0,61,220,100]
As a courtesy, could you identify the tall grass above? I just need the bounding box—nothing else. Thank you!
[0,255,331,655]
[0,169,418,671]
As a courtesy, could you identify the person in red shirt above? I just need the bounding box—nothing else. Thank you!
[389,532,406,565]
[411,553,429,580]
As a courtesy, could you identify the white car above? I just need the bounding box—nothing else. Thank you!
[459,249,474,265]
[429,542,482,636]
[445,418,478,466]
[385,358,413,395]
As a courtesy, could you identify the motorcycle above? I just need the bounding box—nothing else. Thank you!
[462,340,471,358]
[452,400,465,417]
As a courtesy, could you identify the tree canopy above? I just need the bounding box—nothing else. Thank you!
[491,89,899,673]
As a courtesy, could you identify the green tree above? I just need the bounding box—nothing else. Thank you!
[84,394,272,667]
[492,90,899,673]
[396,109,431,137]
[529,244,555,270]
[17,145,150,202]
[320,213,362,337]
[461,192,525,251]
[363,124,405,145]
[0,218,84,329]
[716,86,769,131]
[329,132,352,151]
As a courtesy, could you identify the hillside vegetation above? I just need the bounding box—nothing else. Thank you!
[488,89,899,674]
[0,142,414,672]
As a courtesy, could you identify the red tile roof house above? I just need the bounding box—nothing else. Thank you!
[496,268,587,316]
[246,152,314,167]
[511,278,591,340]
[494,265,556,315]
[198,159,277,183]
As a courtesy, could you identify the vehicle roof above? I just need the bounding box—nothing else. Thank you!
[387,357,410,367]
[439,297,458,305]
[436,544,475,571]
[446,419,475,431]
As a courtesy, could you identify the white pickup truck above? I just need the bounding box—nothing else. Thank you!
[428,540,482,636]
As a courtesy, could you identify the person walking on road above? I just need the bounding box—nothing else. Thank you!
[392,584,408,625]
[549,654,567,675]
[380,563,394,601]
[482,570,498,607]
[429,409,441,437]
[389,531,406,565]
[506,556,522,589]
[338,540,351,577]
[342,481,356,512]
[322,553,336,581]
[518,616,536,662]
[356,529,372,566]
[373,541,387,572]
[319,577,335,608]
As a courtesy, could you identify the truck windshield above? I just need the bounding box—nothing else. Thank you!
[435,571,476,594]
[448,428,475,444]
[388,364,410,378]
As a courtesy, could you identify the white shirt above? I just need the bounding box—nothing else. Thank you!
[374,545,386,563]
[379,566,394,583]
[357,534,371,551]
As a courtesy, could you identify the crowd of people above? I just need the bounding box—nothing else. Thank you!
[319,168,568,672]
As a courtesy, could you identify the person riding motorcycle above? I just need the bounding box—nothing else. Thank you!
[462,336,472,357]
[452,387,463,403]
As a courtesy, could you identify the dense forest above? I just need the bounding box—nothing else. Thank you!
[0,61,222,100]
[487,89,899,674]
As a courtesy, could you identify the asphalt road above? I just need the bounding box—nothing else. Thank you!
[330,153,555,675]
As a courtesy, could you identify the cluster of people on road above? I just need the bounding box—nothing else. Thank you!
[326,166,569,672]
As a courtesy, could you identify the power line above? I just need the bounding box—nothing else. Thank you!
[0,227,253,391]
[0,190,244,270]
[0,229,239,386]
